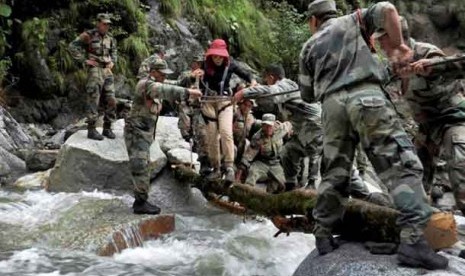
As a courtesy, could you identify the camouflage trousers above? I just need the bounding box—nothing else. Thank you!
[355,143,369,173]
[281,134,322,187]
[245,160,286,193]
[439,125,465,213]
[85,67,116,127]
[124,116,155,202]
[314,85,432,244]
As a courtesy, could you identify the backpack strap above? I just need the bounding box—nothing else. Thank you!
[356,9,376,53]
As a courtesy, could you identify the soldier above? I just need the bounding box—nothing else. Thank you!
[233,97,261,169]
[125,59,202,214]
[299,0,447,269]
[69,13,118,141]
[375,19,465,216]
[237,114,292,193]
[234,64,323,191]
[137,45,166,80]
[177,54,205,141]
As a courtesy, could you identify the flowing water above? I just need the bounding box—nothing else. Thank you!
[0,186,314,276]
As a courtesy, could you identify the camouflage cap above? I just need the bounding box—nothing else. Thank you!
[97,13,112,24]
[262,113,276,126]
[153,44,165,53]
[149,59,174,75]
[307,0,337,18]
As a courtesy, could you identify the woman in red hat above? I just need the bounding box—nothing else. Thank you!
[200,39,257,182]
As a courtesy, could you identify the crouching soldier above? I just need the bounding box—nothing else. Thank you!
[125,59,202,214]
[237,114,292,193]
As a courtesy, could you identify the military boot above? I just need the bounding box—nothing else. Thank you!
[87,126,104,140]
[397,237,448,270]
[133,199,161,215]
[224,167,235,183]
[102,123,116,139]
[206,168,222,181]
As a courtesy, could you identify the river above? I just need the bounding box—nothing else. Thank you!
[0,186,314,276]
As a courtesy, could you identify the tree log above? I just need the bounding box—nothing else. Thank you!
[173,165,457,249]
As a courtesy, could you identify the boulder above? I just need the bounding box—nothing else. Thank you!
[155,116,190,153]
[293,242,465,276]
[48,119,167,193]
[0,146,27,185]
[167,148,199,168]
[25,149,58,171]
[0,106,33,152]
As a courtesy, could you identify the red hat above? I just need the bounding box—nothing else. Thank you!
[206,39,229,58]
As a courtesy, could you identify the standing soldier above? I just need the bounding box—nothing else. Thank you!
[69,13,118,140]
[237,114,293,193]
[375,18,465,216]
[299,0,447,269]
[125,59,202,214]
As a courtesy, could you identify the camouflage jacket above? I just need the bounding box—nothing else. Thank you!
[137,53,163,80]
[233,110,259,146]
[243,78,322,146]
[299,2,392,103]
[241,121,292,167]
[405,38,465,144]
[69,28,117,65]
[129,76,188,121]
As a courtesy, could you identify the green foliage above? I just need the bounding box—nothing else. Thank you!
[21,17,49,55]
[0,1,12,85]
[120,34,150,72]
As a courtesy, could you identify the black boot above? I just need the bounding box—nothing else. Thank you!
[88,127,104,140]
[397,237,448,270]
[285,182,297,192]
[133,199,161,215]
[315,236,339,255]
[102,123,115,139]
[102,128,116,139]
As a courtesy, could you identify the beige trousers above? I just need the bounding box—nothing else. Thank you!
[201,101,234,169]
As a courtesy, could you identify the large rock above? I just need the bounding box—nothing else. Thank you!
[25,149,58,171]
[0,142,28,185]
[0,106,33,152]
[293,242,465,276]
[48,119,167,192]
[155,116,190,153]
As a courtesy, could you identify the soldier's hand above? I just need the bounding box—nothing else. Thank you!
[250,79,258,87]
[106,61,115,70]
[190,69,204,78]
[410,59,433,76]
[85,59,98,67]
[233,89,244,103]
[188,88,202,99]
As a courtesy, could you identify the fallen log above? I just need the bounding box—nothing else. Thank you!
[173,165,457,249]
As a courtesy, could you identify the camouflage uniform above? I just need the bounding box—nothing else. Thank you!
[243,78,323,189]
[233,106,259,164]
[299,1,432,244]
[69,14,117,131]
[241,115,292,193]
[403,38,465,214]
[125,60,190,202]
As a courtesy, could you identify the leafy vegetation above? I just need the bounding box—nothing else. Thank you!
[0,0,12,85]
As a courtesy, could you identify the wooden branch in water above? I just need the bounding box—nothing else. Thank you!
[173,165,457,249]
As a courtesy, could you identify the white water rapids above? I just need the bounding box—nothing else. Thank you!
[0,188,314,276]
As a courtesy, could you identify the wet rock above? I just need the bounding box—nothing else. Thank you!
[48,119,167,193]
[0,106,34,152]
[166,148,199,169]
[155,116,190,153]
[13,169,50,189]
[39,197,175,256]
[428,4,456,29]
[293,242,465,276]
[25,149,58,172]
[0,147,27,185]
